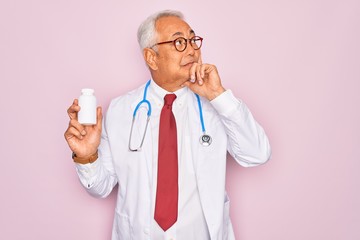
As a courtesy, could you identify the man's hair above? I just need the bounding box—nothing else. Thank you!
[137,10,184,51]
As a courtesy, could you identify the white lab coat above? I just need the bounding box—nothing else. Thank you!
[76,82,271,240]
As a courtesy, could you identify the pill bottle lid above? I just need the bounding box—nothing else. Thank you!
[81,88,95,95]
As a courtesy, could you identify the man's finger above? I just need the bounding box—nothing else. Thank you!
[96,107,103,129]
[189,62,198,82]
[197,53,203,64]
[195,64,203,85]
[69,119,86,135]
[67,99,80,120]
[200,64,207,79]
[64,126,84,140]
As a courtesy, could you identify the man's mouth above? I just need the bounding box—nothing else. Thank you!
[182,61,195,67]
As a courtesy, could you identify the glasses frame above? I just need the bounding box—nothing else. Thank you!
[152,36,203,52]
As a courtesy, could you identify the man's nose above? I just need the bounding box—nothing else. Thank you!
[184,41,195,55]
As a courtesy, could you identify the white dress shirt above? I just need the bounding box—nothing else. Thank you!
[148,80,210,240]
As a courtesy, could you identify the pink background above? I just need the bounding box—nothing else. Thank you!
[1,0,359,239]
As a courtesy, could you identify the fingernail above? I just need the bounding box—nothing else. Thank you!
[199,80,203,85]
[81,130,86,135]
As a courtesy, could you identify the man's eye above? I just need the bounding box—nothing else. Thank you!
[175,39,185,45]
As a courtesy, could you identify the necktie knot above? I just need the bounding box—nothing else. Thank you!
[164,94,176,107]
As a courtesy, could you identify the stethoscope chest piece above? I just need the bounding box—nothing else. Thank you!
[200,134,212,146]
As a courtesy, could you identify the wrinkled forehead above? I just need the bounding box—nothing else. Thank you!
[155,16,195,40]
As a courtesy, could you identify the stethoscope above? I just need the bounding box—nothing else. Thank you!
[128,80,212,152]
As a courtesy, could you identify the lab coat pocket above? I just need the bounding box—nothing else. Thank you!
[222,194,233,240]
[113,212,132,240]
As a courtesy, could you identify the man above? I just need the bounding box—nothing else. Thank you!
[64,10,271,240]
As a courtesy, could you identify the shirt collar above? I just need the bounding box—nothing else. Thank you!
[149,78,188,108]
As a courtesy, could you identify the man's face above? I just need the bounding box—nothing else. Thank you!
[153,16,201,90]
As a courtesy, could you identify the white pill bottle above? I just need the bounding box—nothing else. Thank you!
[78,88,97,125]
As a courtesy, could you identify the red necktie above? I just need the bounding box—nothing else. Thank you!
[154,94,178,231]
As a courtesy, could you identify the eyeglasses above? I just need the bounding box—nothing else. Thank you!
[152,36,203,52]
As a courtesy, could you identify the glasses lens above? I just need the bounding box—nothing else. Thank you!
[190,36,202,50]
[174,37,187,51]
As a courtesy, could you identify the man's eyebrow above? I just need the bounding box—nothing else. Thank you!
[171,29,196,37]
[171,32,184,37]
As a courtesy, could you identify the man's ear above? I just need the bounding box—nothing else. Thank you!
[143,48,158,71]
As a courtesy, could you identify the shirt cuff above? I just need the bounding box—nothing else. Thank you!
[75,160,100,188]
[210,89,240,117]
[75,159,99,172]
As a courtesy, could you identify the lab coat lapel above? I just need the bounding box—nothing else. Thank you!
[189,94,224,238]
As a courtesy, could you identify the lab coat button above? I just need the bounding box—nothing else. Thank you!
[144,228,150,235]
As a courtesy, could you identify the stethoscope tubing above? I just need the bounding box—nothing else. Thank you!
[133,80,152,118]
[195,93,206,134]
[129,80,210,151]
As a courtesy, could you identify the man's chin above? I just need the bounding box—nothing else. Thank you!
[178,78,193,88]
[179,80,188,87]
